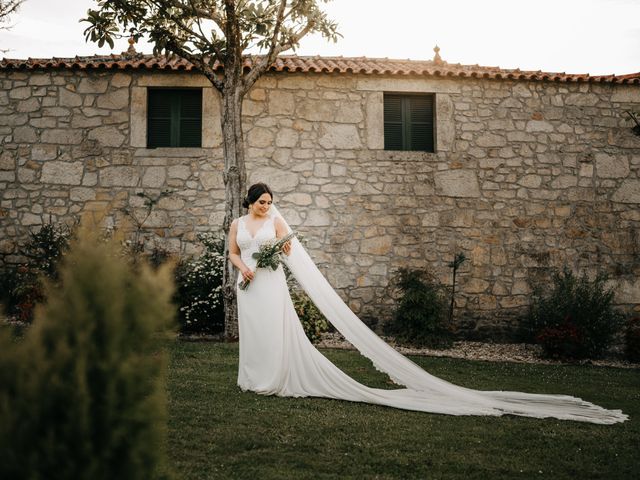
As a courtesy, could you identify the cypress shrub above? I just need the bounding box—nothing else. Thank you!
[0,229,175,480]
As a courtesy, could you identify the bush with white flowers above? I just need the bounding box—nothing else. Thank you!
[175,232,225,334]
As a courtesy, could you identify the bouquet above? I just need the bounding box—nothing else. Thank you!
[239,231,297,291]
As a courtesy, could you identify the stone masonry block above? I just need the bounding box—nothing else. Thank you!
[434,170,481,198]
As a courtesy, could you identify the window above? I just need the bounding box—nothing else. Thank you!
[147,88,202,148]
[384,93,435,152]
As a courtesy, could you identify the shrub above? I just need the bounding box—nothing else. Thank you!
[0,220,74,322]
[174,232,225,334]
[0,265,41,323]
[524,267,624,359]
[384,268,452,348]
[22,219,75,278]
[148,243,173,270]
[0,229,175,480]
[534,317,583,359]
[625,316,640,363]
[283,265,331,343]
[290,289,330,343]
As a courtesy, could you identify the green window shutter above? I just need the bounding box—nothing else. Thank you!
[384,93,435,152]
[147,89,173,148]
[147,89,202,148]
[408,95,434,152]
[178,89,203,148]
[384,94,404,150]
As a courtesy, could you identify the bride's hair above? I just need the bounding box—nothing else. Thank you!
[243,182,273,209]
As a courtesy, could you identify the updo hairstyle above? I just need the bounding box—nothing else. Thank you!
[242,182,273,209]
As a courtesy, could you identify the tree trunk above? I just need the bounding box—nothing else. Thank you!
[221,80,246,341]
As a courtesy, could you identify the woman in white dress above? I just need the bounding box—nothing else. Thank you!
[228,183,628,424]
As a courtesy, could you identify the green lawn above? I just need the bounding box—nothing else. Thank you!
[166,341,639,480]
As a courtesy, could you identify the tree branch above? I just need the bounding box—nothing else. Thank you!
[164,35,224,91]
[165,0,226,30]
[274,19,316,54]
[145,0,212,45]
[270,0,288,52]
[0,0,23,21]
[243,16,315,91]
[187,0,225,61]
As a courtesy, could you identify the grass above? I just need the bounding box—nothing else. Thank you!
[165,341,639,480]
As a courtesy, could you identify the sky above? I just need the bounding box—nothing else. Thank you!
[0,0,639,75]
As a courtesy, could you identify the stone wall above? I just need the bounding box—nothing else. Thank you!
[1,67,639,338]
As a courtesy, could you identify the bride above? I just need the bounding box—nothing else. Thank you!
[228,183,628,424]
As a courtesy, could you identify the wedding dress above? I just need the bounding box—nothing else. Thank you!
[235,208,628,424]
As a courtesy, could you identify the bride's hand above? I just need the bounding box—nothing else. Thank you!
[282,240,292,256]
[241,268,254,282]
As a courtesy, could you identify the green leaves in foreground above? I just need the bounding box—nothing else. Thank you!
[0,228,176,480]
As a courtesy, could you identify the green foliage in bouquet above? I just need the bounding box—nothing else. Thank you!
[174,232,225,334]
[254,232,297,269]
[384,268,453,348]
[239,232,297,290]
[0,229,175,480]
[523,267,623,359]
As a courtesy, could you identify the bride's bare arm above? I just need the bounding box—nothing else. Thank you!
[274,217,292,256]
[229,219,254,282]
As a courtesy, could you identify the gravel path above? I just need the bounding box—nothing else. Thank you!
[6,315,636,369]
[316,332,639,369]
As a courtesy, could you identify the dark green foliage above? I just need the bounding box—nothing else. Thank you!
[625,316,640,362]
[1,264,42,322]
[148,243,173,270]
[384,268,453,348]
[174,232,225,334]
[524,267,624,359]
[22,219,75,278]
[290,289,330,343]
[0,230,175,480]
[0,220,74,322]
[82,1,340,61]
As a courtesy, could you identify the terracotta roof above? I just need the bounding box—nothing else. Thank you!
[1,53,638,84]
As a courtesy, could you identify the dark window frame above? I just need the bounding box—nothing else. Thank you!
[383,92,436,153]
[147,87,203,148]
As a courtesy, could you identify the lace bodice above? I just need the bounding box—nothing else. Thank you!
[236,215,276,269]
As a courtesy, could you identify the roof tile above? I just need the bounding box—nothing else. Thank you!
[0,54,638,84]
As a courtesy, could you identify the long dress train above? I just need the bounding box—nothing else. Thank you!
[235,211,628,424]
